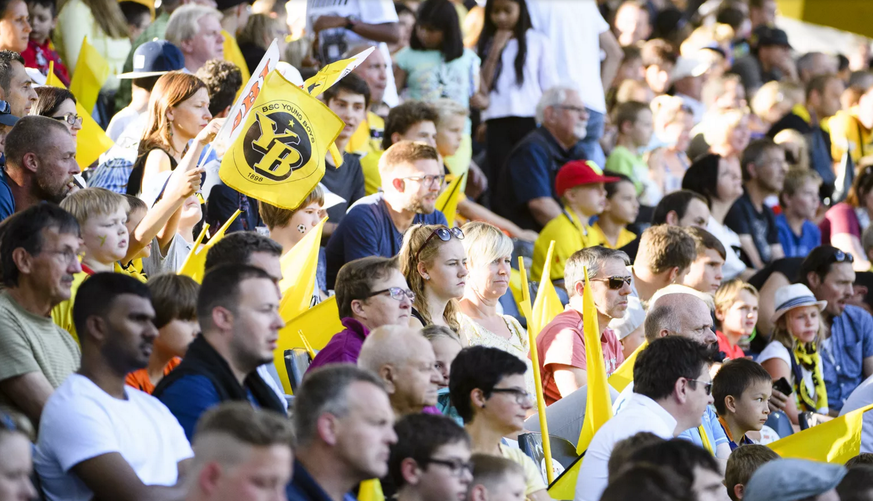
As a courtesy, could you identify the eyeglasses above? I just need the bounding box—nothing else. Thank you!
[42,248,84,265]
[557,105,587,114]
[51,113,83,128]
[400,174,446,188]
[490,387,533,405]
[416,226,464,260]
[687,379,713,396]
[364,287,415,302]
[423,457,474,477]
[590,275,633,290]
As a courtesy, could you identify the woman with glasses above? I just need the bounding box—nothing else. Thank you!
[398,223,469,331]
[758,284,830,427]
[820,163,873,272]
[458,222,535,394]
[449,346,549,501]
[126,72,223,197]
[31,87,83,137]
[0,412,38,501]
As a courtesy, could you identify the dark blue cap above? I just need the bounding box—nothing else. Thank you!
[117,40,185,79]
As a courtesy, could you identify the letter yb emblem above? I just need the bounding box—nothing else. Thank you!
[243,107,312,181]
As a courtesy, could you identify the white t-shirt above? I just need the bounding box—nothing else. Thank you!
[706,216,747,280]
[106,107,143,142]
[98,112,148,166]
[481,30,558,121]
[526,0,609,113]
[142,234,194,276]
[35,374,193,501]
[757,341,826,413]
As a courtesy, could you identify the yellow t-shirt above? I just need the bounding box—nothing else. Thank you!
[347,111,385,156]
[360,150,383,196]
[531,209,596,282]
[588,223,636,249]
[51,271,89,344]
[500,445,547,495]
[829,107,873,163]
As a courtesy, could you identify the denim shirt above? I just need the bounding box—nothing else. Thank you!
[822,305,873,412]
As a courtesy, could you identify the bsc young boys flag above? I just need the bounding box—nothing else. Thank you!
[69,36,111,113]
[218,70,344,210]
[47,62,115,169]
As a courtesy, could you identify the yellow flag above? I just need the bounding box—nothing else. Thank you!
[222,30,251,102]
[436,172,465,227]
[47,62,115,169]
[272,296,343,393]
[548,461,579,500]
[357,479,384,501]
[278,217,327,322]
[769,403,873,463]
[219,70,344,210]
[177,210,241,282]
[608,341,646,393]
[577,266,615,454]
[303,46,376,98]
[530,241,563,337]
[69,36,110,112]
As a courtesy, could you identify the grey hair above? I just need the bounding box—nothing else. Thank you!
[564,246,630,298]
[166,5,222,45]
[644,302,682,342]
[796,52,833,76]
[535,85,578,125]
[292,365,385,446]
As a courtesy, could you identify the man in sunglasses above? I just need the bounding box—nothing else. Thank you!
[536,247,632,405]
[800,246,873,414]
[308,256,413,371]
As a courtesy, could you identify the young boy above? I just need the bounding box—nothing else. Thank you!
[388,413,472,501]
[712,358,774,450]
[605,101,655,203]
[22,0,69,85]
[776,168,822,258]
[126,273,199,394]
[467,454,527,501]
[531,160,619,283]
[724,444,780,501]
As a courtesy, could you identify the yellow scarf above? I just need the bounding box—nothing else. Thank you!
[793,342,828,412]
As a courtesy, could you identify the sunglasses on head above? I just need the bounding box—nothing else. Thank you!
[590,275,632,290]
[817,250,853,274]
[415,226,464,260]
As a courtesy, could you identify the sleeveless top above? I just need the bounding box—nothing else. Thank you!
[459,313,536,394]
[127,146,179,196]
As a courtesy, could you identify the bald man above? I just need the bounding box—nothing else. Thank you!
[644,285,718,351]
[357,325,442,417]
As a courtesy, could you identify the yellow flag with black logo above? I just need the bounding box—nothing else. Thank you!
[219,70,344,210]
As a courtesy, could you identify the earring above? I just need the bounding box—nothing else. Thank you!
[297,224,307,233]
[167,120,174,138]
[423,275,430,280]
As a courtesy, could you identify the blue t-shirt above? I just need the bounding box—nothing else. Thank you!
[0,166,15,222]
[157,374,259,440]
[775,214,821,258]
[822,305,873,412]
[677,406,728,451]
[324,192,447,289]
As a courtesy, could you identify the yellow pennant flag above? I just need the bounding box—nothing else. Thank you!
[177,210,241,282]
[219,70,344,210]
[608,341,646,393]
[357,479,385,501]
[278,217,327,322]
[303,46,376,99]
[436,172,465,227]
[769,402,873,463]
[222,31,251,92]
[272,296,343,393]
[530,241,563,338]
[69,36,111,112]
[577,266,615,454]
[47,61,115,169]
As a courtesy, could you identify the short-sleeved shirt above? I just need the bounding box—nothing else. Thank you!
[125,358,182,395]
[775,214,821,258]
[757,340,827,414]
[588,222,636,250]
[395,48,481,115]
[822,305,873,412]
[725,192,780,265]
[306,0,398,64]
[500,445,547,495]
[531,208,595,282]
[0,291,80,422]
[324,193,447,288]
[321,152,365,225]
[716,330,746,361]
[820,202,863,243]
[535,307,624,405]
[142,235,193,276]
[35,374,192,501]
[492,127,585,232]
[604,145,649,195]
[829,107,873,163]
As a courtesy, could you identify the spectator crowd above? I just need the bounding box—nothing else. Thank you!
[7,0,873,500]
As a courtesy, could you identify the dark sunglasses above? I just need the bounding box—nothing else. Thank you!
[688,379,713,395]
[415,227,464,260]
[590,275,632,290]
[817,250,853,274]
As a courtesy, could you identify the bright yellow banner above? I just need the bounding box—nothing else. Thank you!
[272,296,343,393]
[577,266,614,454]
[177,209,241,283]
[278,217,327,322]
[69,36,110,113]
[219,70,344,210]
[436,172,465,227]
[608,342,646,393]
[769,402,873,463]
[530,241,563,338]
[303,46,376,99]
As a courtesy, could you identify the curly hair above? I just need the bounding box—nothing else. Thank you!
[195,59,243,117]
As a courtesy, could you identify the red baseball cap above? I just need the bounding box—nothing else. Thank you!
[555,160,620,197]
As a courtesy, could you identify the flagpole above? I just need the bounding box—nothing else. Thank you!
[519,256,555,485]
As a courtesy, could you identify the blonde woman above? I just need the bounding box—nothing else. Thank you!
[55,0,131,79]
[758,284,829,425]
[398,224,468,331]
[458,221,534,394]
[704,108,751,175]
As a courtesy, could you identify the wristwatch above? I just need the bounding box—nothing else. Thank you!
[345,16,356,31]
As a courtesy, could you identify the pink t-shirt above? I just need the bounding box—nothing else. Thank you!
[535,308,625,405]
[820,202,861,243]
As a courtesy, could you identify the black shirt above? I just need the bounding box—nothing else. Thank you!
[725,192,780,266]
[321,152,365,225]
